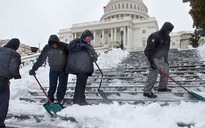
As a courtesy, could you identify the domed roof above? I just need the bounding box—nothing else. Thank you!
[101,0,149,21]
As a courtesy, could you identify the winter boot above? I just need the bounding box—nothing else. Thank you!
[143,92,157,98]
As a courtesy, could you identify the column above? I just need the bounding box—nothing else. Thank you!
[123,27,126,46]
[114,28,117,41]
[93,30,96,46]
[127,27,132,51]
[102,30,105,46]
[111,28,114,41]
[74,33,77,38]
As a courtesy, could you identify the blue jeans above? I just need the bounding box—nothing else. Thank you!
[0,77,10,128]
[48,70,68,102]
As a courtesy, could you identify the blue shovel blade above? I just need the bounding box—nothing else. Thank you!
[43,102,64,117]
[189,92,205,101]
[98,89,112,104]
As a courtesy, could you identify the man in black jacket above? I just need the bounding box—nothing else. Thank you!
[29,35,68,103]
[144,22,174,98]
[0,38,21,128]
[66,30,98,105]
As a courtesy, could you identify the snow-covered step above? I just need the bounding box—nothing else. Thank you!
[6,114,77,127]
[20,92,202,104]
[99,65,205,71]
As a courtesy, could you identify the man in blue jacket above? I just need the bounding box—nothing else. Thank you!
[0,38,21,128]
[144,22,174,98]
[66,30,98,105]
[29,35,68,104]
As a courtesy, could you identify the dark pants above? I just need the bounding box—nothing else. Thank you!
[0,78,10,128]
[73,74,88,104]
[48,70,68,102]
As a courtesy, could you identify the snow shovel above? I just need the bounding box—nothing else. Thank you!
[94,62,112,104]
[157,68,205,101]
[33,75,64,117]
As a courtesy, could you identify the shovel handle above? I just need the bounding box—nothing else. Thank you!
[33,75,53,103]
[157,68,190,92]
[94,62,103,89]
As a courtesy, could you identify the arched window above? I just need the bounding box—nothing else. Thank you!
[122,3,124,9]
[118,4,120,9]
[130,4,132,9]
[115,5,117,9]
[126,4,128,8]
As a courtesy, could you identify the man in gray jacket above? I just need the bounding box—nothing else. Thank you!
[29,35,68,104]
[0,38,21,128]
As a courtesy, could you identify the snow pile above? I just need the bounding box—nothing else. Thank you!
[58,102,205,128]
[198,44,205,61]
[97,48,129,69]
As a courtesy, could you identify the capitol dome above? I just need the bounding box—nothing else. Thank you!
[101,0,149,21]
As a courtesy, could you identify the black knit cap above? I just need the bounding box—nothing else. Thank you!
[4,38,20,50]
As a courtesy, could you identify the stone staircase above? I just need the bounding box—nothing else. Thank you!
[20,49,205,105]
[6,49,205,127]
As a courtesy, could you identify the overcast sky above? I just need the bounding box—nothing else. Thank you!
[0,0,192,48]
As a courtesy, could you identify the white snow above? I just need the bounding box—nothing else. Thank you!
[5,48,205,128]
[198,44,205,61]
[97,48,129,69]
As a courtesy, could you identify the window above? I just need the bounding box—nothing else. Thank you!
[118,4,120,9]
[130,4,132,9]
[126,4,128,8]
[142,30,146,34]
[122,4,124,9]
[134,5,136,9]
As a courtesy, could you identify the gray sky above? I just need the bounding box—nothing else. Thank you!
[0,0,192,48]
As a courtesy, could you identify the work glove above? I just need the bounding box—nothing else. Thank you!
[82,43,98,62]
[150,63,158,70]
[29,69,36,76]
[14,74,21,79]
[92,54,98,62]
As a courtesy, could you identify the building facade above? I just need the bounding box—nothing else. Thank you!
[170,31,193,50]
[58,0,158,52]
[58,0,194,52]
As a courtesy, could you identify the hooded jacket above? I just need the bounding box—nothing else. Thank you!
[0,38,21,79]
[144,22,174,64]
[66,30,97,75]
[32,35,68,71]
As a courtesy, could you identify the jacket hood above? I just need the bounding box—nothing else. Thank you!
[48,35,60,45]
[4,38,20,50]
[81,30,94,40]
[160,22,174,35]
